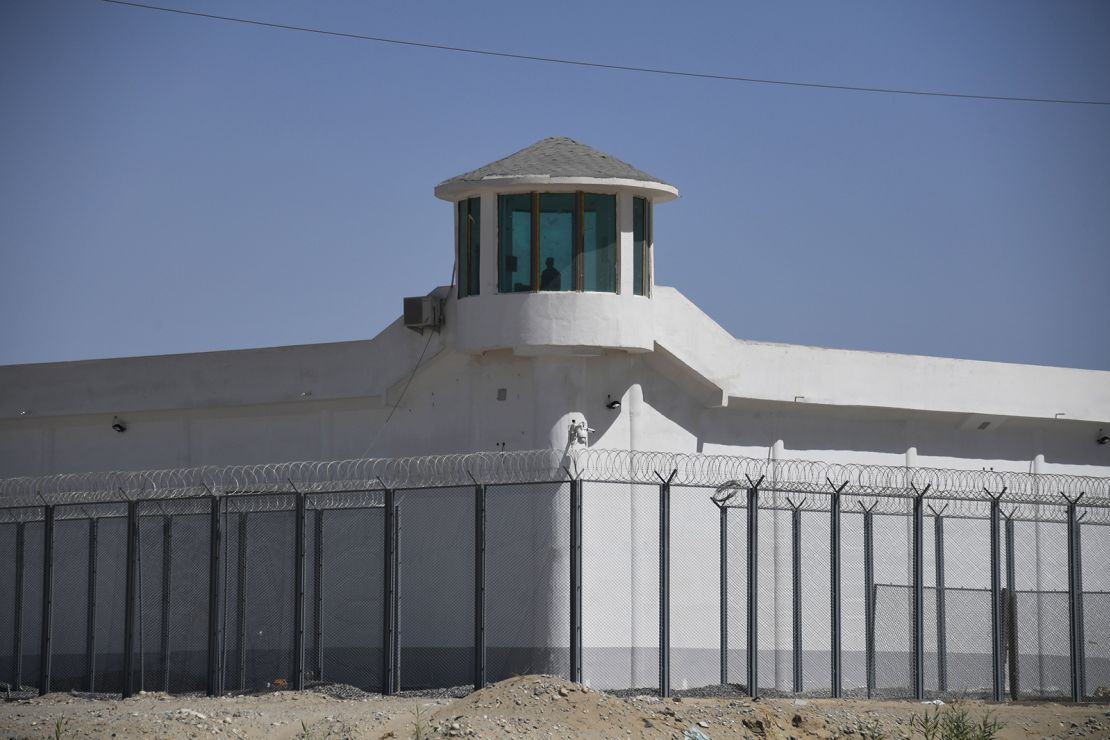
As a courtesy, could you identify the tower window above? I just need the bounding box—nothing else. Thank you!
[456,197,480,298]
[633,196,651,296]
[498,191,618,294]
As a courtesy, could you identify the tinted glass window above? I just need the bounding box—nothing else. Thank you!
[456,198,480,298]
[583,193,616,293]
[538,193,574,292]
[498,194,532,292]
[633,197,645,296]
[466,197,480,296]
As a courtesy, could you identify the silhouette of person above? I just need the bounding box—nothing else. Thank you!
[540,257,561,291]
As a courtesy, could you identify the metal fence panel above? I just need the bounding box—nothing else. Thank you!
[1012,517,1070,699]
[669,486,718,691]
[1081,522,1110,698]
[486,482,570,684]
[872,511,911,696]
[50,516,89,692]
[757,501,791,694]
[582,480,657,691]
[224,495,296,692]
[314,502,384,691]
[840,510,867,694]
[724,499,747,689]
[942,516,993,698]
[92,515,127,694]
[398,487,474,690]
[0,522,15,689]
[800,509,831,696]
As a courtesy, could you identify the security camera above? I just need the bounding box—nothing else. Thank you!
[112,416,127,433]
[605,395,621,410]
[1098,431,1110,446]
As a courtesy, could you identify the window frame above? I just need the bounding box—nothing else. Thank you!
[498,190,620,295]
[633,196,652,297]
[456,197,480,298]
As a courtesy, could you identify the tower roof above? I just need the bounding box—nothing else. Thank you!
[434,137,678,201]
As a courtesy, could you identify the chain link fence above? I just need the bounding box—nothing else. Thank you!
[1,450,1108,702]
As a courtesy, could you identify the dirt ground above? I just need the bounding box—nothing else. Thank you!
[2,675,1108,739]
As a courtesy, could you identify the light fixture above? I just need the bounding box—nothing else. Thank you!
[111,416,127,433]
[1098,429,1109,446]
[605,395,621,410]
[18,409,31,416]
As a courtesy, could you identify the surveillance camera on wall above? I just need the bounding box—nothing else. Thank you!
[112,416,127,433]
[1098,431,1110,445]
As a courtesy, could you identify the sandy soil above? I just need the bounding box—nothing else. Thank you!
[2,675,1108,739]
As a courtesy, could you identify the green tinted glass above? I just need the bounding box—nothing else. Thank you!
[583,193,616,292]
[538,193,574,291]
[633,197,645,296]
[467,197,480,296]
[457,200,469,298]
[498,194,532,292]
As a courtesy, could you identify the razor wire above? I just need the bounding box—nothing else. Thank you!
[1,447,1108,518]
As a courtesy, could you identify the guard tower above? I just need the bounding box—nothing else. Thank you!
[435,137,678,356]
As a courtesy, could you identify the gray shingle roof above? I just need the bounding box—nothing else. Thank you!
[439,137,673,187]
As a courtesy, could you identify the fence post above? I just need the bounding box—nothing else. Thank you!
[122,500,138,699]
[829,480,846,699]
[39,505,55,697]
[12,521,25,691]
[790,500,802,695]
[393,506,401,693]
[382,488,397,695]
[312,509,324,683]
[86,518,98,693]
[159,515,172,693]
[293,490,307,691]
[911,484,929,701]
[931,507,948,695]
[862,503,875,699]
[475,483,488,690]
[236,514,248,691]
[719,503,728,686]
[1003,513,1018,700]
[568,479,581,685]
[987,488,1005,702]
[657,471,675,698]
[1065,493,1086,702]
[746,475,764,699]
[206,495,223,697]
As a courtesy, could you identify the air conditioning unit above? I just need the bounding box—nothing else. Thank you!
[403,296,444,334]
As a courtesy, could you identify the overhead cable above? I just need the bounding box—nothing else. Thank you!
[101,0,1110,107]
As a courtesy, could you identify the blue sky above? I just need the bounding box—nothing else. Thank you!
[2,0,1108,369]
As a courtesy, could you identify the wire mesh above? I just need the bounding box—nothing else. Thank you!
[800,509,831,696]
[19,520,44,692]
[669,485,719,691]
[311,501,384,692]
[872,511,911,697]
[223,494,296,692]
[49,515,90,692]
[941,515,993,698]
[92,514,127,694]
[397,486,474,690]
[581,480,657,691]
[840,511,867,695]
[757,496,792,694]
[0,522,16,690]
[1012,516,1070,699]
[486,482,570,684]
[724,500,747,690]
[1081,522,1110,698]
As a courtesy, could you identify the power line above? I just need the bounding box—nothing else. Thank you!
[101,0,1110,107]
